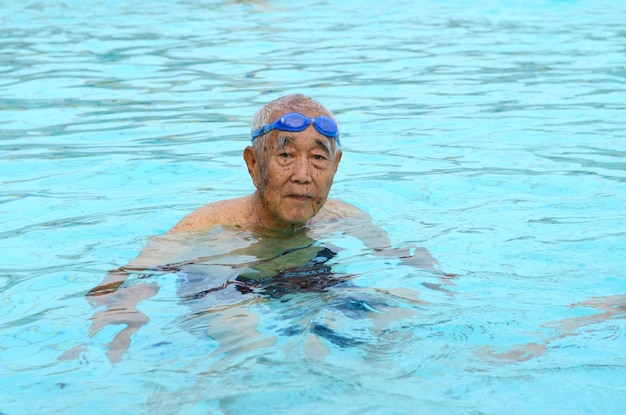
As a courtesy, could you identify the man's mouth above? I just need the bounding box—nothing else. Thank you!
[287,194,312,202]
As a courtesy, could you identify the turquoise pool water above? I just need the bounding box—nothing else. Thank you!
[2,0,625,413]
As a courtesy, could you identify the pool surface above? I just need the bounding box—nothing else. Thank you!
[1,0,626,413]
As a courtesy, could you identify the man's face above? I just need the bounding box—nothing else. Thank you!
[246,111,342,230]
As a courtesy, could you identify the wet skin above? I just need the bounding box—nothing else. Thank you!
[243,119,342,231]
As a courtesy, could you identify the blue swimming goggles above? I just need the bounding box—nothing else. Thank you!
[250,112,341,146]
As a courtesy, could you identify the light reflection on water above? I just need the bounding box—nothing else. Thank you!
[1,0,626,414]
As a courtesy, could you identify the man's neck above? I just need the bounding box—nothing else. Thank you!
[249,192,308,235]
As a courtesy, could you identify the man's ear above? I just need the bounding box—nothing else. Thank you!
[243,146,259,188]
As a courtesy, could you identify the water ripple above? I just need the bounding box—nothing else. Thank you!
[2,0,626,413]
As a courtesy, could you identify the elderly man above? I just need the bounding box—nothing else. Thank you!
[169,93,356,233]
[86,94,437,362]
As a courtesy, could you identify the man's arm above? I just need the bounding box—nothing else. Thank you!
[87,271,158,363]
[319,199,440,270]
[482,294,626,361]
[86,232,194,362]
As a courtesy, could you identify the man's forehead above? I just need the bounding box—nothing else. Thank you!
[270,106,329,120]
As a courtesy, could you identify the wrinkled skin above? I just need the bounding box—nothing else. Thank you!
[244,117,342,231]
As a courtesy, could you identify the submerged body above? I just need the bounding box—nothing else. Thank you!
[88,220,433,363]
[86,94,437,362]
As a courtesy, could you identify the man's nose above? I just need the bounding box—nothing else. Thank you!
[291,156,312,183]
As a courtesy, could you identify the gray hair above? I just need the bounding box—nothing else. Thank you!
[250,94,340,158]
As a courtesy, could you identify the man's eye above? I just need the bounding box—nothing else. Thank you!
[313,154,328,161]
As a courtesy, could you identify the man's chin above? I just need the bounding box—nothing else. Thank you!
[279,212,315,228]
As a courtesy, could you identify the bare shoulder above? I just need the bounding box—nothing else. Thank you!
[168,196,253,233]
[313,198,372,222]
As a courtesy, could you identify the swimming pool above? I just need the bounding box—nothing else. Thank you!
[1,0,625,413]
